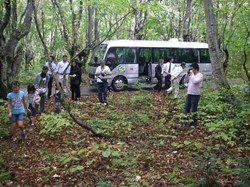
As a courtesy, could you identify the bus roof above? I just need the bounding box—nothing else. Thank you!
[103,39,208,49]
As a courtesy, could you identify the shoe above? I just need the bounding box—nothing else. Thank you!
[21,131,27,139]
[102,103,107,106]
[11,138,17,144]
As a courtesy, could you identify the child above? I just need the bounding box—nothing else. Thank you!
[50,83,62,114]
[27,84,41,128]
[7,81,30,143]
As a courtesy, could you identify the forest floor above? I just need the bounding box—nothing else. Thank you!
[0,88,249,186]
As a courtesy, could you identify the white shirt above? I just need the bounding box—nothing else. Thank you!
[95,65,111,83]
[171,66,184,80]
[163,62,175,77]
[45,61,57,75]
[55,61,70,75]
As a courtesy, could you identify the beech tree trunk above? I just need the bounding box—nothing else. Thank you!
[183,0,192,41]
[203,0,230,89]
[0,0,34,99]
[87,3,94,48]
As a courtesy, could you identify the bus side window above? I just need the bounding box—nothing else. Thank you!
[153,48,164,63]
[115,48,123,64]
[179,49,198,63]
[200,49,210,63]
[124,48,136,63]
[106,47,118,64]
[165,48,178,63]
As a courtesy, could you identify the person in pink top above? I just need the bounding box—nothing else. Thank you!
[182,63,203,127]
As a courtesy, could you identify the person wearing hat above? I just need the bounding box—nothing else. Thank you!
[166,62,186,98]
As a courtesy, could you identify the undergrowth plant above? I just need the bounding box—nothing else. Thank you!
[0,101,10,139]
[198,84,250,147]
[39,113,71,134]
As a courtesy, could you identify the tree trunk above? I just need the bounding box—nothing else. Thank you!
[87,3,94,48]
[183,0,192,41]
[94,7,100,43]
[0,0,34,99]
[203,0,230,89]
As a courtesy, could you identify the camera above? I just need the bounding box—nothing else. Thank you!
[187,68,192,75]
[101,73,105,76]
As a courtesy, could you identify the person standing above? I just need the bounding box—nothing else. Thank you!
[7,81,30,144]
[69,59,81,101]
[55,55,70,94]
[182,63,203,127]
[166,62,186,98]
[163,56,175,90]
[35,66,49,114]
[95,60,111,105]
[77,61,83,99]
[27,84,40,128]
[44,55,56,99]
[154,59,164,92]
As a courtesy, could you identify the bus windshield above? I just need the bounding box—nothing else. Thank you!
[90,44,107,64]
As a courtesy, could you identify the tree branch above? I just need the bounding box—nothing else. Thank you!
[33,1,49,56]
[61,100,111,138]
[5,0,34,58]
[0,0,11,34]
[51,0,70,47]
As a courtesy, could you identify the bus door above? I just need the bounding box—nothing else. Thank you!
[138,48,152,82]
[106,47,138,90]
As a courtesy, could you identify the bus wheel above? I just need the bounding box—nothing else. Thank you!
[112,76,126,91]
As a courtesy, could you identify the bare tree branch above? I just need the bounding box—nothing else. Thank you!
[61,100,111,138]
[51,0,70,47]
[33,1,49,56]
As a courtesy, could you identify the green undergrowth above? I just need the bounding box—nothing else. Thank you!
[0,83,249,186]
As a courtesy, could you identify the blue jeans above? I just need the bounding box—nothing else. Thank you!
[97,81,108,103]
[183,94,200,126]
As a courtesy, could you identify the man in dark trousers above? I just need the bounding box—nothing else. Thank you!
[154,59,164,92]
[163,56,175,90]
[45,55,56,99]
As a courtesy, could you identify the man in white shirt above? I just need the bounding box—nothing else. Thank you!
[44,55,56,98]
[55,55,70,94]
[166,62,186,98]
[95,60,111,105]
[163,56,175,90]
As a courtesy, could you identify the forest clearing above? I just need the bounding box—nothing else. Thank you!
[0,0,250,186]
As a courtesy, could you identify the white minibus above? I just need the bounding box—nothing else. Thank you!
[88,39,211,91]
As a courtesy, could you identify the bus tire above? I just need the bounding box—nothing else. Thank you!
[112,76,127,91]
